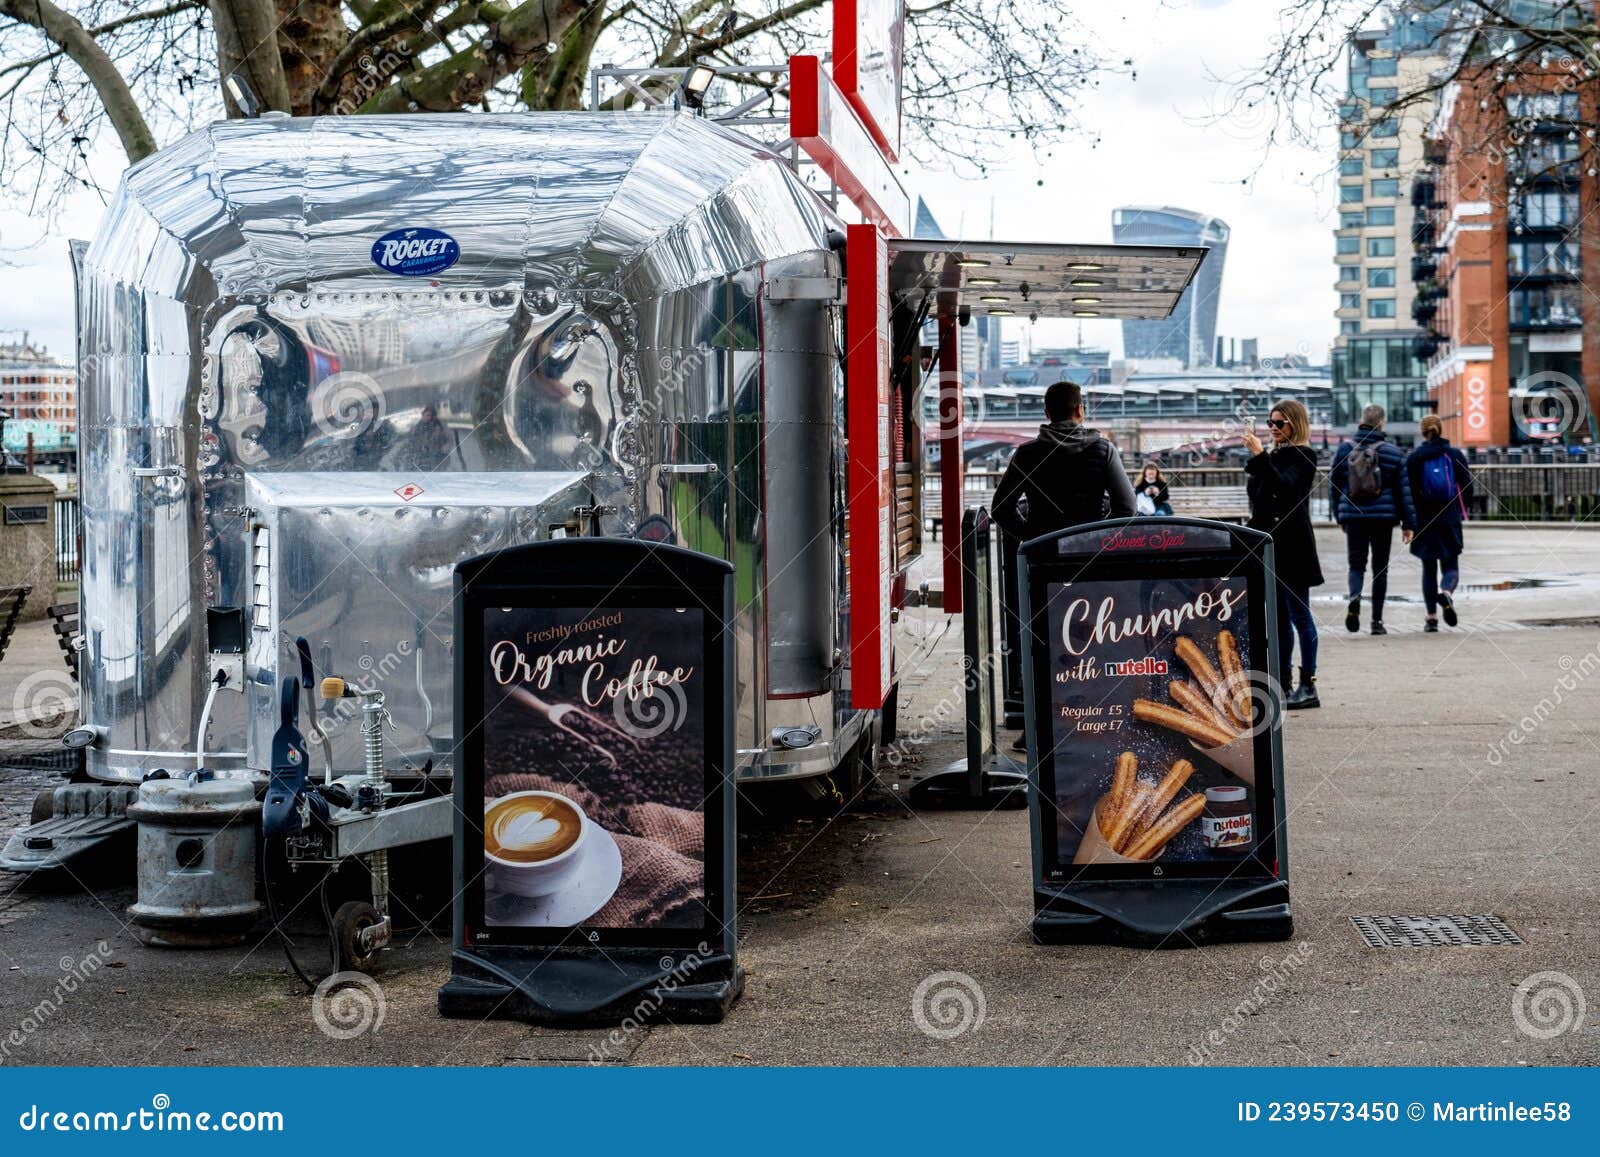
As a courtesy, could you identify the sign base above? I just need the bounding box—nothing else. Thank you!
[908,753,1028,810]
[439,948,744,1027]
[1032,879,1292,947]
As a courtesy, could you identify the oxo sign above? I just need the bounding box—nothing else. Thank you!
[1462,363,1491,445]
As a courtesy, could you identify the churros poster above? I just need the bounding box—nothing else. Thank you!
[1044,576,1263,872]
[478,606,708,930]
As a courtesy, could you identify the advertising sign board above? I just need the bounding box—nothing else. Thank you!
[1020,519,1292,945]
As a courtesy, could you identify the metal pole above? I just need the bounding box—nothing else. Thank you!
[938,313,964,612]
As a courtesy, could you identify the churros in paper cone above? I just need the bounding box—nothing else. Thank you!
[1073,796,1150,865]
[1072,752,1204,864]
[1133,631,1257,785]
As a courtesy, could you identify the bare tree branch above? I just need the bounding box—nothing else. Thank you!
[0,0,158,160]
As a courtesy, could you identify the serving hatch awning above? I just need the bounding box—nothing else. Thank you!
[886,239,1208,321]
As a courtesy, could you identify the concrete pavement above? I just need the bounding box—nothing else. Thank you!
[1,525,1597,1066]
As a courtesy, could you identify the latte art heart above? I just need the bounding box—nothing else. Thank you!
[484,794,584,864]
[498,813,561,849]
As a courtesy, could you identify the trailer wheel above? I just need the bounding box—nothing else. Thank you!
[835,720,879,807]
[333,901,382,974]
[30,788,56,826]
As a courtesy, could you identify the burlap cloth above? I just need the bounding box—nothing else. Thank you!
[485,773,703,926]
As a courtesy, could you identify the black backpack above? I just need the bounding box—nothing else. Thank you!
[1345,443,1383,503]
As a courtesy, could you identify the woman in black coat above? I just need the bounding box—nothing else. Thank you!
[1242,399,1325,710]
[1405,414,1474,632]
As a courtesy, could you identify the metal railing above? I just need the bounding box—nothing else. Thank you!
[925,464,1600,524]
[55,494,78,583]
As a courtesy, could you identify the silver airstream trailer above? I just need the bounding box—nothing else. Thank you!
[6,106,1203,894]
[69,111,869,795]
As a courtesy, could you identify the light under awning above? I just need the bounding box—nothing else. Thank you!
[886,239,1208,321]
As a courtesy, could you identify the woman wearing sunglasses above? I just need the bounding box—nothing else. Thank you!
[1240,400,1324,710]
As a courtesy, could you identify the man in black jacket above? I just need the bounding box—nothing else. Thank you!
[990,381,1136,541]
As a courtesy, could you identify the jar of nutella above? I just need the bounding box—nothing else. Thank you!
[1201,786,1251,854]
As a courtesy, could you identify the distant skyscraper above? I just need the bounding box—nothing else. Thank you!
[1111,206,1229,367]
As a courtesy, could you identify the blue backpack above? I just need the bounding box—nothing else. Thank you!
[1420,454,1455,504]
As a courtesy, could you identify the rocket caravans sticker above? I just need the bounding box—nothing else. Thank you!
[370,227,459,277]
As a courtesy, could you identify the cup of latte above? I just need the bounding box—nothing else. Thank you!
[483,791,589,897]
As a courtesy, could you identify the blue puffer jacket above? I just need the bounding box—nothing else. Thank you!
[1330,427,1417,527]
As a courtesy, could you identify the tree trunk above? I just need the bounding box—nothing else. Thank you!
[520,0,607,109]
[276,0,349,114]
[210,0,292,114]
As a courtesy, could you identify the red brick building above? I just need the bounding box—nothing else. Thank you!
[1417,68,1600,446]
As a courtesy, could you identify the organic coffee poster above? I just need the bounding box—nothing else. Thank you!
[1043,575,1264,874]
[479,605,707,930]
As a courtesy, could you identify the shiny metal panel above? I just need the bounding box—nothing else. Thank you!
[243,471,591,777]
[887,238,1208,321]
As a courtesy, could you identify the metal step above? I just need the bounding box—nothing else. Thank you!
[0,784,138,875]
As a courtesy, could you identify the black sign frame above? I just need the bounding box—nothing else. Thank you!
[908,507,1026,809]
[1019,517,1292,947]
[440,538,741,1025]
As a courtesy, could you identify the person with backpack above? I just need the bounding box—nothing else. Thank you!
[1329,403,1416,635]
[1406,414,1474,632]
[1242,400,1324,709]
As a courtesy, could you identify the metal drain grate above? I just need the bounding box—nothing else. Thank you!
[1350,914,1523,949]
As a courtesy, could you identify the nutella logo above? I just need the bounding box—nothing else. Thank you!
[1106,657,1169,677]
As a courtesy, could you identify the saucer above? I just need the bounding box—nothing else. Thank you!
[485,825,623,927]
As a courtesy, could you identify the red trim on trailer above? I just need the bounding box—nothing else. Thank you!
[845,223,893,711]
[832,0,903,162]
[788,56,907,237]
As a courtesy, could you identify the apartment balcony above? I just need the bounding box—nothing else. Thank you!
[1335,278,1362,293]
[1410,176,1441,209]
[1336,306,1362,320]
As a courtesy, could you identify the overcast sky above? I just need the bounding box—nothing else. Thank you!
[0,0,1338,363]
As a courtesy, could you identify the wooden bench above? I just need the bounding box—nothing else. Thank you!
[1166,485,1252,523]
[45,602,80,683]
[0,585,30,667]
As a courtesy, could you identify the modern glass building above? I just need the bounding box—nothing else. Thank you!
[1329,8,1448,440]
[1111,206,1229,367]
